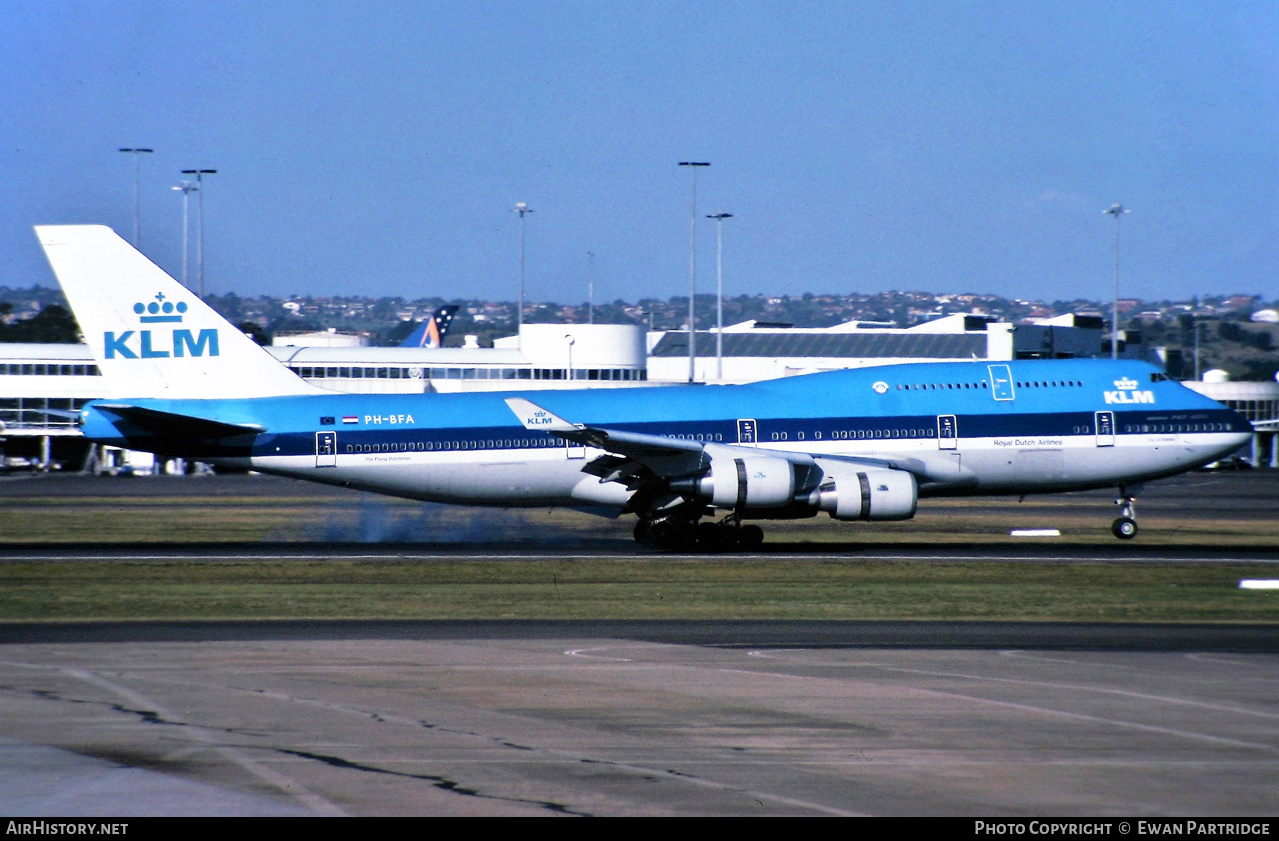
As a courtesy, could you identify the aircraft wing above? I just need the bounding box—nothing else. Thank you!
[93,404,266,440]
[505,397,711,484]
[504,398,975,492]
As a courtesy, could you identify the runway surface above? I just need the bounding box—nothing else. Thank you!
[2,604,1278,816]
[3,542,1279,562]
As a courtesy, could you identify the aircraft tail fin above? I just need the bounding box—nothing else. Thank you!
[35,225,325,399]
[400,305,459,348]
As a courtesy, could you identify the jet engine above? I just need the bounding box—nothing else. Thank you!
[685,454,797,510]
[810,459,917,521]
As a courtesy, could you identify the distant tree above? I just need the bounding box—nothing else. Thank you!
[369,297,405,321]
[1218,321,1244,343]
[208,292,246,323]
[0,304,81,343]
[237,321,271,346]
[268,316,325,335]
[382,319,418,346]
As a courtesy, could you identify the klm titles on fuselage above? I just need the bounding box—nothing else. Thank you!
[1103,377,1155,405]
[104,295,219,360]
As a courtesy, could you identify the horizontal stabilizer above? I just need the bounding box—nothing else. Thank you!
[95,404,265,440]
[22,407,82,420]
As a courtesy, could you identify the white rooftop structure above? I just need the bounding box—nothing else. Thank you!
[276,322,648,393]
[646,315,1015,384]
[272,328,371,348]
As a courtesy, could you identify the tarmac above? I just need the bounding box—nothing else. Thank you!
[0,617,1276,816]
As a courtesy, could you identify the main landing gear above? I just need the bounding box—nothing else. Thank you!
[634,513,764,551]
[1111,486,1140,540]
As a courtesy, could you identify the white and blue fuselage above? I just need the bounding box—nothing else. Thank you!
[80,358,1251,512]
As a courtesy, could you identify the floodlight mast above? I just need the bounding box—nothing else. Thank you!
[679,162,710,383]
[171,181,198,289]
[118,148,153,248]
[1103,203,1129,360]
[707,212,733,380]
[182,169,217,297]
[514,202,534,348]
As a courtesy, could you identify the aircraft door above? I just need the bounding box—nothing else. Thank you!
[937,415,958,450]
[987,364,1015,401]
[737,419,758,447]
[1095,411,1115,447]
[316,431,337,467]
[566,440,585,460]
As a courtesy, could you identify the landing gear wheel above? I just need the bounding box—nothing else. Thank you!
[738,524,765,549]
[633,520,652,544]
[1112,487,1139,540]
[650,519,697,550]
[696,521,724,551]
[695,521,742,552]
[1112,517,1138,540]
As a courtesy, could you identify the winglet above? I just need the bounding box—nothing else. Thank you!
[504,398,581,433]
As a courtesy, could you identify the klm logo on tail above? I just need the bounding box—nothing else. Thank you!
[104,293,220,360]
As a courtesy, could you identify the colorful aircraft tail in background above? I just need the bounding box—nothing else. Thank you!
[399,305,459,348]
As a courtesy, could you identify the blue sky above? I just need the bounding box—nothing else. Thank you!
[2,1,1275,308]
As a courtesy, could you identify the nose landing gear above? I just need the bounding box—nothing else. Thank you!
[1112,487,1139,539]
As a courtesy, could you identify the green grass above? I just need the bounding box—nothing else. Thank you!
[3,493,1278,545]
[0,497,338,543]
[1,559,1276,622]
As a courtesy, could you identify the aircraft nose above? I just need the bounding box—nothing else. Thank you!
[1226,407,1255,449]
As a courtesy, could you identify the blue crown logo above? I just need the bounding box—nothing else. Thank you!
[134,293,189,324]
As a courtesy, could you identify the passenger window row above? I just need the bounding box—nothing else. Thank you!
[0,363,100,376]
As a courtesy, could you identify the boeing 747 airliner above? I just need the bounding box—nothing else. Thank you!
[36,225,1253,547]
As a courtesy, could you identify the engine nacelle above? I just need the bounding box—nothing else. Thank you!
[692,454,797,510]
[811,459,917,521]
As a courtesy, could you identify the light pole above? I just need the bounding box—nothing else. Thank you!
[171,181,198,289]
[118,148,153,248]
[679,161,709,383]
[182,169,217,297]
[1103,203,1129,360]
[514,202,534,347]
[1194,317,1202,381]
[587,251,595,325]
[707,212,732,380]
[564,335,575,381]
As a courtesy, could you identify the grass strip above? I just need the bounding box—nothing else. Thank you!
[2,499,1278,545]
[1,559,1276,622]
